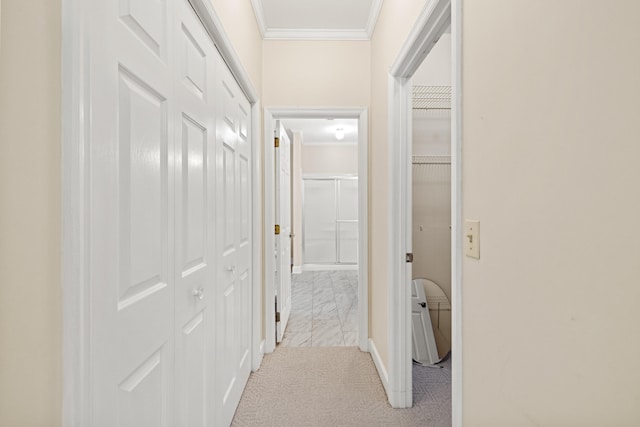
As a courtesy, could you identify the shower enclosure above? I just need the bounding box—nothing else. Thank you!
[302,177,358,265]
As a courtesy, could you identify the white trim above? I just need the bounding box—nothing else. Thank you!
[387,0,458,415]
[451,1,463,425]
[263,107,369,354]
[249,0,383,41]
[292,266,302,275]
[389,0,451,78]
[263,28,370,41]
[189,0,258,103]
[368,339,389,397]
[251,100,263,372]
[249,0,267,38]
[356,109,369,352]
[302,142,358,147]
[62,0,90,425]
[252,340,265,372]
[365,0,384,39]
[302,264,358,272]
[387,73,413,409]
[263,110,276,353]
[63,0,263,423]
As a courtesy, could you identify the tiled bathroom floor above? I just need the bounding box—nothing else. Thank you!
[280,270,358,347]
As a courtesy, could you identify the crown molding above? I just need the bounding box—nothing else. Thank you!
[249,0,384,41]
[263,28,370,41]
[250,0,267,38]
[366,0,384,38]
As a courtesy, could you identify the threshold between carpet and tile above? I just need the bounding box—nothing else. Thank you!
[231,347,452,427]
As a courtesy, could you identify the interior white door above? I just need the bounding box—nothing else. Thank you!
[275,121,292,343]
[88,0,254,425]
[173,1,217,425]
[214,57,253,426]
[89,0,176,425]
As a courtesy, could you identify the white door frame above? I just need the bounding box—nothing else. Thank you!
[61,1,263,424]
[387,0,462,423]
[263,107,369,354]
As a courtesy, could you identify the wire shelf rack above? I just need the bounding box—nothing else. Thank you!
[412,85,451,110]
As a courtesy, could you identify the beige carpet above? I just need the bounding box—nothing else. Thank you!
[231,347,451,427]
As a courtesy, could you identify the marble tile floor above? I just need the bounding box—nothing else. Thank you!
[280,270,358,347]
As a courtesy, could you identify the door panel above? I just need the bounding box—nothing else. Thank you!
[275,121,292,342]
[117,345,169,427]
[116,67,169,310]
[90,0,174,424]
[177,312,206,427]
[89,0,253,425]
[173,1,216,426]
[119,0,167,59]
[215,56,252,427]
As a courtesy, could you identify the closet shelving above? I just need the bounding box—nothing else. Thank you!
[412,85,451,110]
[412,155,451,165]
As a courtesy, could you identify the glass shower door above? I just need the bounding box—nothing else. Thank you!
[303,177,358,265]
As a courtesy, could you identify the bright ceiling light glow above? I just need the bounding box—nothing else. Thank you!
[335,128,345,140]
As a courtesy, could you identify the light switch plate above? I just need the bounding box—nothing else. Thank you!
[464,220,480,259]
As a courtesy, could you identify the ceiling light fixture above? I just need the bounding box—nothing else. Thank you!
[335,128,344,140]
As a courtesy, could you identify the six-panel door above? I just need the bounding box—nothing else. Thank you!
[88,0,253,425]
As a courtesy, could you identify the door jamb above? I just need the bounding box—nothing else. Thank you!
[263,107,369,354]
[62,1,263,424]
[387,0,462,424]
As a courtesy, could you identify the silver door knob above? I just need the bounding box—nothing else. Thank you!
[192,287,204,300]
[226,265,236,272]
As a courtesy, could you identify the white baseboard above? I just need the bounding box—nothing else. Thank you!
[292,266,302,274]
[252,340,265,372]
[368,339,390,401]
[302,264,358,271]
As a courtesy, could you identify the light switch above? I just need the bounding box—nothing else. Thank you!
[464,220,480,259]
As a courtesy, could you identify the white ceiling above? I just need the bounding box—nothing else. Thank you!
[282,118,358,144]
[251,0,383,40]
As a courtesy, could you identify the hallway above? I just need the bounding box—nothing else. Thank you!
[232,270,452,426]
[231,347,451,426]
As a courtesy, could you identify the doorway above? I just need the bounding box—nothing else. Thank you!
[387,0,461,422]
[263,108,368,354]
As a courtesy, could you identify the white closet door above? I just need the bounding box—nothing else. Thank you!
[215,55,253,427]
[173,1,217,425]
[89,0,175,425]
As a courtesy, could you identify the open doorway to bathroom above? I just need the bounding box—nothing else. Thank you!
[262,108,368,355]
[280,118,360,348]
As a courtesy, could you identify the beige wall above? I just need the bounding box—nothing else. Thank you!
[301,144,358,175]
[0,1,62,426]
[369,0,428,369]
[462,1,640,425]
[210,0,263,95]
[262,40,370,106]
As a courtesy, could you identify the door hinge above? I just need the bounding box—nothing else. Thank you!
[406,253,414,263]
[274,136,280,148]
[275,311,280,322]
[275,224,281,235]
